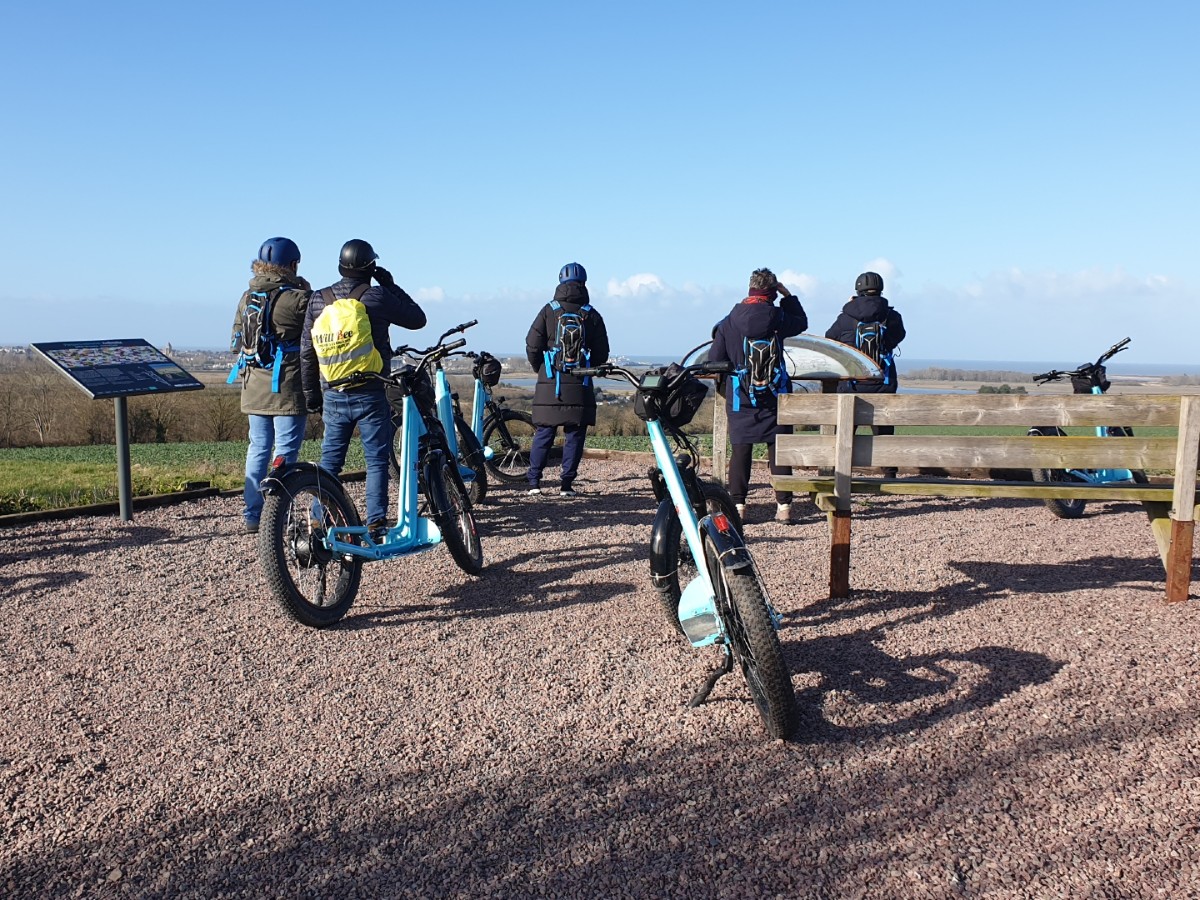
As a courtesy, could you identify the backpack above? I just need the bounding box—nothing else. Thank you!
[227,287,299,392]
[310,284,382,387]
[542,301,593,397]
[854,320,893,386]
[730,335,789,412]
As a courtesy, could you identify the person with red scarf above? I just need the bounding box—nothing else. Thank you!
[709,268,808,523]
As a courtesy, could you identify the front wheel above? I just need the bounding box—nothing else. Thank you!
[482,409,536,483]
[1028,427,1087,519]
[704,533,797,739]
[653,482,743,631]
[258,468,363,628]
[425,452,484,576]
[454,414,488,506]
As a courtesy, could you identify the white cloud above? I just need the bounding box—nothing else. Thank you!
[415,286,445,303]
[777,269,819,296]
[606,273,667,297]
[862,258,899,281]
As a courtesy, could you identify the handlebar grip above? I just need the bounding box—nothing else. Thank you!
[699,360,732,375]
[574,367,603,377]
[445,338,467,352]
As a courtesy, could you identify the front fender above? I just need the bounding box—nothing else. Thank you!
[261,460,333,496]
[697,513,752,572]
[648,498,678,588]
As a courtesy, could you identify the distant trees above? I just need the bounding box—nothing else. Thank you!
[908,367,1034,383]
[978,384,1028,394]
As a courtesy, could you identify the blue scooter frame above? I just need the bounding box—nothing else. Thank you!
[577,355,799,739]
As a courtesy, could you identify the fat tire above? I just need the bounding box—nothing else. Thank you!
[705,533,798,739]
[655,482,743,631]
[482,409,537,483]
[258,469,362,628]
[454,415,489,505]
[1029,466,1088,519]
[426,453,484,576]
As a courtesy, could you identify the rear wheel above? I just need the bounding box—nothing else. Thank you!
[703,533,797,739]
[425,452,484,576]
[1030,466,1088,520]
[1028,427,1087,519]
[482,409,537,483]
[259,469,363,628]
[454,414,488,505]
[655,482,743,631]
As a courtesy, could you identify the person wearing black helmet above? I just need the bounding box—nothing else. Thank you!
[524,262,610,497]
[231,237,312,534]
[301,239,427,537]
[825,271,907,477]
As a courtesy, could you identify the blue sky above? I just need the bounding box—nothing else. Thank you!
[2,1,1196,366]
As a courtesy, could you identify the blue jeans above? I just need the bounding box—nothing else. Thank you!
[528,423,587,488]
[320,388,393,527]
[244,413,307,524]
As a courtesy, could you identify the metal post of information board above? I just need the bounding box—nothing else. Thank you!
[114,396,133,522]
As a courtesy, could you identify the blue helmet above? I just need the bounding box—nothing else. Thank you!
[258,237,301,266]
[558,262,587,284]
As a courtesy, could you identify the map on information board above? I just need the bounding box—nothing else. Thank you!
[31,339,205,399]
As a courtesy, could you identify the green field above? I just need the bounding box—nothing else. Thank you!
[0,426,1175,514]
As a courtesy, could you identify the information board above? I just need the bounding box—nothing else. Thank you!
[30,339,205,399]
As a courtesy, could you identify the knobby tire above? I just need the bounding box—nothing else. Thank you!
[426,453,484,576]
[258,469,362,628]
[704,533,798,739]
[482,409,537,483]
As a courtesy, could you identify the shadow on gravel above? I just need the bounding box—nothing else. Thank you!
[0,526,174,601]
[787,636,1062,746]
[338,544,644,630]
[951,553,1169,595]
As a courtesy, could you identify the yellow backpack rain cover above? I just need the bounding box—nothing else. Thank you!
[311,284,383,386]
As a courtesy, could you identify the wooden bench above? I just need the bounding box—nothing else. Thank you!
[763,393,1200,603]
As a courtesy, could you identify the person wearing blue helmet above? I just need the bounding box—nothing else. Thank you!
[231,237,312,534]
[524,262,610,497]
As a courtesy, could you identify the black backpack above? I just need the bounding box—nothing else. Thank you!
[542,301,593,397]
[730,335,789,412]
[227,288,299,392]
[853,320,893,386]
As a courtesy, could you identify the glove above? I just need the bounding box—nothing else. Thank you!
[305,393,323,415]
[373,266,395,288]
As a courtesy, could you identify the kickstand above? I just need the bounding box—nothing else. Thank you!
[688,645,733,708]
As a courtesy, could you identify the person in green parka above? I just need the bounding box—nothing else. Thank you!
[229,237,312,534]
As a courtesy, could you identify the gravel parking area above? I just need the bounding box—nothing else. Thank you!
[2,458,1198,898]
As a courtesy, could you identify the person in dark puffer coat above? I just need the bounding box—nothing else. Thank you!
[709,267,808,523]
[231,237,312,534]
[825,270,907,477]
[524,262,610,497]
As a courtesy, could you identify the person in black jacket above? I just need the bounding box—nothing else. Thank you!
[825,271,907,477]
[524,262,610,497]
[710,267,808,523]
[301,239,426,537]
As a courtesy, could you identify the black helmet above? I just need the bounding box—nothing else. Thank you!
[558,262,587,284]
[258,237,301,266]
[855,271,884,295]
[339,239,379,272]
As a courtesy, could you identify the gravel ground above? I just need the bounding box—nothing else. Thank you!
[3,458,1199,899]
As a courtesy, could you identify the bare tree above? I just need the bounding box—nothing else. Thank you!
[205,390,243,442]
[22,374,60,445]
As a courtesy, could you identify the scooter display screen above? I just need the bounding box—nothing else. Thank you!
[640,373,666,390]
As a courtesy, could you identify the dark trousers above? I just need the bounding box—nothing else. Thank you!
[727,439,793,505]
[528,423,587,488]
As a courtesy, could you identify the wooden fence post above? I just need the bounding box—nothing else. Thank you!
[1166,396,1199,602]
